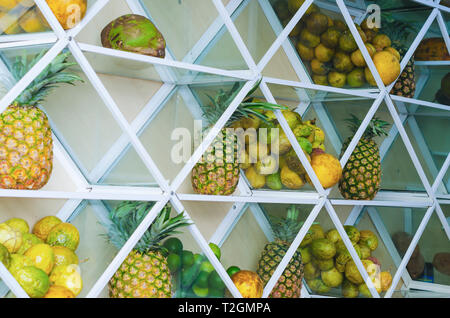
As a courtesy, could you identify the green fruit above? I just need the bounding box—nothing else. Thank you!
[209,287,225,298]
[181,250,195,268]
[321,267,344,288]
[266,172,283,190]
[300,233,313,247]
[339,32,358,52]
[335,241,362,265]
[359,230,378,251]
[321,28,341,48]
[347,68,366,87]
[17,233,43,255]
[308,278,331,294]
[208,243,221,260]
[167,253,181,272]
[0,243,10,268]
[313,257,334,271]
[309,224,325,240]
[358,244,371,259]
[333,51,354,73]
[297,137,313,154]
[194,271,210,288]
[311,238,336,260]
[342,279,359,298]
[344,225,360,244]
[192,283,209,297]
[101,14,166,58]
[226,266,240,277]
[293,124,313,138]
[208,271,226,290]
[199,260,215,273]
[15,266,50,298]
[306,12,329,35]
[8,254,33,276]
[304,262,320,280]
[299,246,312,264]
[299,29,321,48]
[328,71,347,88]
[163,238,183,254]
[5,218,29,234]
[325,229,341,243]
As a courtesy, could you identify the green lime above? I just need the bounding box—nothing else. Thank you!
[181,250,195,268]
[8,254,33,276]
[163,238,183,254]
[208,271,226,290]
[209,287,225,298]
[194,271,210,288]
[194,253,204,264]
[226,266,241,277]
[167,253,181,272]
[15,266,50,298]
[192,283,209,298]
[208,243,221,260]
[199,260,215,273]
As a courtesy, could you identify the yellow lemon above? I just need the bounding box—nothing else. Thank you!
[16,233,43,255]
[44,285,75,298]
[5,218,29,234]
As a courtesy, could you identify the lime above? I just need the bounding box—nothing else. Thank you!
[15,266,50,298]
[163,238,183,254]
[167,253,181,272]
[52,246,79,266]
[199,260,215,273]
[209,287,225,298]
[181,250,194,268]
[8,254,33,276]
[208,243,221,260]
[208,271,226,290]
[17,233,43,255]
[226,266,241,277]
[194,271,210,288]
[0,243,10,267]
[32,216,62,241]
[5,218,29,234]
[192,283,209,298]
[24,243,55,275]
[46,223,80,251]
[49,264,83,296]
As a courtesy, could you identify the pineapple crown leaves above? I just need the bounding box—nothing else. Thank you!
[380,13,417,51]
[346,114,390,140]
[268,205,315,243]
[202,78,287,127]
[11,49,84,106]
[105,201,191,254]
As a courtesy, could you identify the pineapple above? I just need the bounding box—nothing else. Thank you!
[339,115,389,200]
[0,50,82,189]
[384,19,416,98]
[107,201,190,298]
[191,80,285,195]
[257,205,304,298]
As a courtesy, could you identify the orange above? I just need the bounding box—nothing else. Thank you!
[46,0,87,30]
[0,223,23,253]
[231,270,263,298]
[44,285,75,298]
[32,216,62,241]
[5,218,29,234]
[52,246,79,266]
[46,222,80,251]
[24,243,55,275]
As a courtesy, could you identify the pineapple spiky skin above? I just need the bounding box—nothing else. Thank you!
[338,137,381,200]
[0,104,53,189]
[257,239,304,298]
[192,130,240,195]
[109,250,172,298]
[390,48,416,98]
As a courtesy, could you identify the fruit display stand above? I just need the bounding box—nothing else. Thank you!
[0,0,448,299]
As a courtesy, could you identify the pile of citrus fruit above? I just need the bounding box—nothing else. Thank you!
[0,216,82,298]
[163,238,241,298]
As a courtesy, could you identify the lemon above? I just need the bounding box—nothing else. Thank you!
[17,233,43,255]
[24,243,54,275]
[49,264,83,296]
[5,218,29,234]
[44,285,75,298]
[32,216,62,241]
[46,222,80,251]
[15,266,50,298]
[52,246,79,266]
[0,243,10,268]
